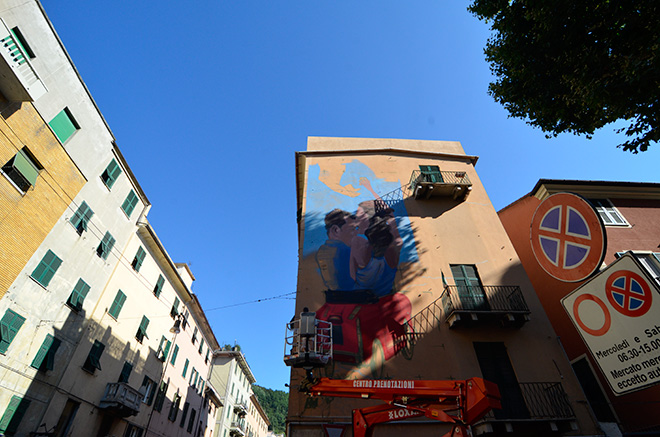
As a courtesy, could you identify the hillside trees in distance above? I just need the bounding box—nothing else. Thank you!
[253,385,288,434]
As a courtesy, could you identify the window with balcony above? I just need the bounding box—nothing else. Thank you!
[589,198,627,226]
[70,201,94,235]
[83,340,105,374]
[118,362,133,383]
[101,158,122,189]
[0,309,25,354]
[97,232,116,260]
[450,265,488,311]
[2,147,40,193]
[67,278,90,312]
[49,108,79,144]
[31,334,61,371]
[31,249,62,287]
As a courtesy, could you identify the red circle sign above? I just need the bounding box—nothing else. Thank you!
[530,193,606,282]
[573,293,611,336]
[605,270,653,317]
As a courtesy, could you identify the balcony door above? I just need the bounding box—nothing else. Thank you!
[474,342,529,420]
[419,165,443,183]
[450,265,489,311]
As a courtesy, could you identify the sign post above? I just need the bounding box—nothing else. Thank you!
[562,253,660,395]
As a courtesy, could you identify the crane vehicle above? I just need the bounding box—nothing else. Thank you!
[284,309,501,437]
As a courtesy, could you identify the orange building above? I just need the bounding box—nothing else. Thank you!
[287,138,600,436]
[499,179,660,435]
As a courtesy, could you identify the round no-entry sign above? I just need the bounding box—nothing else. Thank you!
[530,193,606,282]
[605,270,653,317]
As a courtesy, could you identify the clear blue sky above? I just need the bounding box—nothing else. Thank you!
[42,1,659,391]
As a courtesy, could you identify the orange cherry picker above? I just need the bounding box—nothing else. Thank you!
[284,309,502,437]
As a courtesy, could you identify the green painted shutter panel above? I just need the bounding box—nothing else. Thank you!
[88,341,105,370]
[0,395,30,434]
[0,395,21,433]
[182,359,189,378]
[68,278,90,310]
[0,309,25,353]
[49,109,77,143]
[44,337,61,371]
[102,159,122,189]
[137,316,149,342]
[133,247,145,271]
[121,190,139,217]
[31,334,54,369]
[98,232,116,260]
[108,290,126,318]
[163,340,172,361]
[170,345,179,365]
[199,338,204,354]
[13,149,39,186]
[154,275,164,297]
[171,297,180,317]
[119,361,133,383]
[31,250,62,287]
[419,165,443,183]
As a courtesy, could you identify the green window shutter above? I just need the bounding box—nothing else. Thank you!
[84,340,105,372]
[30,249,62,287]
[170,344,179,366]
[205,348,210,364]
[154,275,164,298]
[171,297,180,318]
[199,338,204,354]
[121,190,139,218]
[0,309,26,353]
[179,402,189,428]
[419,165,443,183]
[163,340,172,360]
[190,368,197,386]
[132,247,146,271]
[31,334,62,371]
[67,278,90,311]
[118,361,132,383]
[136,316,149,342]
[49,108,78,143]
[0,395,30,435]
[108,290,126,319]
[10,27,34,59]
[97,232,116,260]
[13,149,39,187]
[70,201,94,234]
[182,359,189,378]
[101,159,122,189]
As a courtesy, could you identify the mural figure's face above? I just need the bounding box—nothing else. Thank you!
[356,206,370,234]
[331,217,357,246]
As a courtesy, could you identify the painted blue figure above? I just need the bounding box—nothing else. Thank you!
[316,209,357,291]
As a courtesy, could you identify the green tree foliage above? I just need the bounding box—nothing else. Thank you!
[468,1,660,153]
[253,385,288,434]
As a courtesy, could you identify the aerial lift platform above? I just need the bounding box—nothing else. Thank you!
[284,310,501,437]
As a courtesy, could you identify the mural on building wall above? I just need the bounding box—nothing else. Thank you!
[302,160,419,379]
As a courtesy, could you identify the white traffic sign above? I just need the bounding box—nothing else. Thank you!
[562,253,660,395]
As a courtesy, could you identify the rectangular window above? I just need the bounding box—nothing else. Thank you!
[589,198,627,226]
[132,247,146,272]
[0,395,31,435]
[121,189,139,218]
[168,394,181,422]
[0,309,26,354]
[101,158,122,189]
[140,376,156,405]
[124,424,144,437]
[82,340,105,373]
[419,164,443,183]
[182,359,189,378]
[154,380,168,412]
[30,249,62,287]
[118,361,133,383]
[156,335,171,362]
[205,348,210,364]
[199,338,204,355]
[108,290,126,319]
[135,316,149,343]
[70,201,94,235]
[52,400,79,437]
[2,148,40,192]
[190,367,197,386]
[192,327,198,345]
[66,278,90,311]
[171,297,180,318]
[97,232,116,260]
[187,408,196,432]
[153,275,164,298]
[170,344,179,366]
[31,334,61,371]
[450,264,489,311]
[10,27,35,59]
[49,108,79,144]
[179,402,189,428]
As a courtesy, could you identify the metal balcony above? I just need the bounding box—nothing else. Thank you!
[441,285,530,328]
[99,382,141,417]
[474,382,577,434]
[0,19,46,101]
[408,170,472,200]
[229,421,246,437]
[233,401,248,417]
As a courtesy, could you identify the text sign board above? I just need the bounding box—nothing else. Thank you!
[562,253,660,395]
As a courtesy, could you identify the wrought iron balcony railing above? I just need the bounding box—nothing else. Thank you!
[99,382,141,417]
[481,382,575,422]
[408,169,472,200]
[230,421,246,437]
[441,285,530,327]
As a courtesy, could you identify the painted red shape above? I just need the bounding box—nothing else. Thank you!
[573,293,611,336]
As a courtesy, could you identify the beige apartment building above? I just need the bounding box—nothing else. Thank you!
[287,137,601,436]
